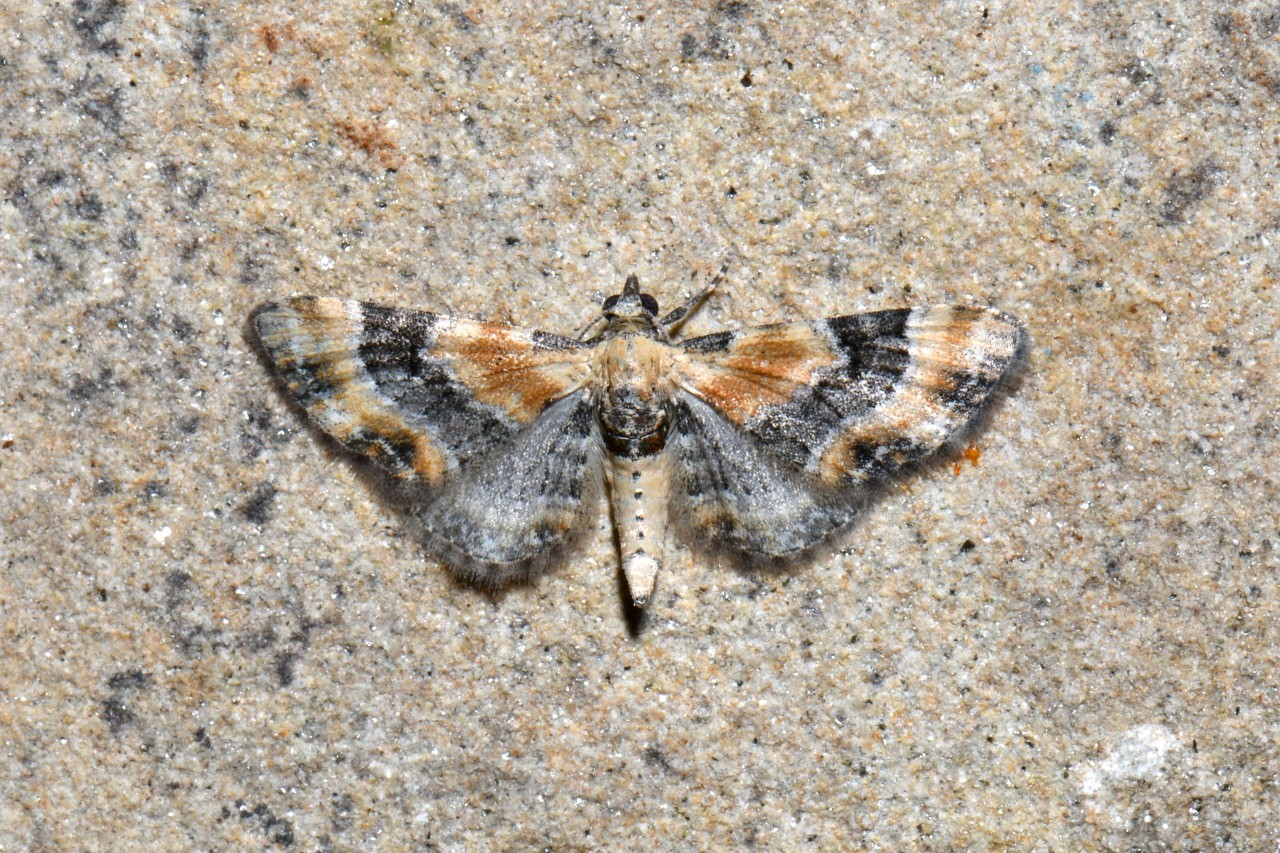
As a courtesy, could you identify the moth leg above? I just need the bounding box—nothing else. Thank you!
[576,313,609,341]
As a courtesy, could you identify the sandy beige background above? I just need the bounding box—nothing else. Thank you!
[2,1,1276,849]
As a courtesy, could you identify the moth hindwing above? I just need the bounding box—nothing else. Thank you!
[253,275,1026,609]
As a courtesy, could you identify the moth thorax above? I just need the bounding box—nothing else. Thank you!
[598,336,673,459]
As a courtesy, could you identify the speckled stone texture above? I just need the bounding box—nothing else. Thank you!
[1,1,1276,849]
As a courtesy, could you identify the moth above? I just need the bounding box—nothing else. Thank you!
[252,274,1025,608]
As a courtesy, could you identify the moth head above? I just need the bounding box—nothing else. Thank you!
[587,269,720,342]
[601,274,661,322]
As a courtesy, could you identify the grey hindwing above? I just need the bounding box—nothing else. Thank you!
[668,394,857,560]
[414,390,602,582]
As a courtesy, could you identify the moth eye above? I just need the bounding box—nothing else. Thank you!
[602,295,620,311]
[640,294,659,314]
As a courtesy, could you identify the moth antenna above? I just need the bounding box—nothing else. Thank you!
[660,263,727,330]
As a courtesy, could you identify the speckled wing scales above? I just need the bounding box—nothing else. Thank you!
[253,297,594,481]
[670,306,1026,559]
[413,390,603,584]
[667,393,860,559]
[253,296,601,579]
[811,306,1026,484]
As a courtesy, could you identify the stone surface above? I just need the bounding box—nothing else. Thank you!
[1,1,1276,849]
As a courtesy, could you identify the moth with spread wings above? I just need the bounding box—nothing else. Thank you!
[252,275,1026,608]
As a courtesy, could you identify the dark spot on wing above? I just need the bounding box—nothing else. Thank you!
[936,368,989,410]
[355,304,515,464]
[743,311,914,466]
